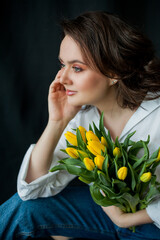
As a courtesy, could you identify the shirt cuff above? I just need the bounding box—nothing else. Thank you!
[146,198,160,229]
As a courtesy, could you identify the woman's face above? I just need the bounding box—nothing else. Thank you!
[58,35,113,107]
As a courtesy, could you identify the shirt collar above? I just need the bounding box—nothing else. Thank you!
[119,97,160,140]
[93,97,160,141]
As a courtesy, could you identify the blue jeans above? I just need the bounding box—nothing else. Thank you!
[0,183,160,240]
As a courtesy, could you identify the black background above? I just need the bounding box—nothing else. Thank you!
[1,0,160,204]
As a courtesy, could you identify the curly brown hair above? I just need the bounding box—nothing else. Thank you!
[60,11,160,109]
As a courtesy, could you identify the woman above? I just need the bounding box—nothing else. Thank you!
[1,11,160,240]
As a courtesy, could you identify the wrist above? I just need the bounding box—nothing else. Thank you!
[47,119,68,132]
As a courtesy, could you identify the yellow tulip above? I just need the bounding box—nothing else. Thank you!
[156,149,160,162]
[87,140,105,156]
[64,131,77,146]
[94,155,105,170]
[117,167,128,180]
[83,157,95,171]
[113,147,121,158]
[77,150,88,158]
[78,126,87,143]
[101,136,108,147]
[140,172,152,182]
[86,131,100,142]
[65,148,79,158]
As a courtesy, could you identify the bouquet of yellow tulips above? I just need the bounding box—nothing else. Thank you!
[50,113,160,231]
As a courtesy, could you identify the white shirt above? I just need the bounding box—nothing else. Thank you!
[17,97,160,228]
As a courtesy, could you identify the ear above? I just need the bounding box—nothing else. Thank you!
[107,73,119,86]
[108,77,118,86]
[111,79,118,85]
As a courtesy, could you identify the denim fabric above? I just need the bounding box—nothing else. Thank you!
[0,184,160,240]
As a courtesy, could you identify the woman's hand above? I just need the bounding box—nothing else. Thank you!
[48,70,81,124]
[102,205,153,228]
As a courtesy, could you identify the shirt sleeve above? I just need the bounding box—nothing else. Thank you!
[17,119,78,201]
[146,198,160,229]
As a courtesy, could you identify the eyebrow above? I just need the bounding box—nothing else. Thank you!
[58,56,87,66]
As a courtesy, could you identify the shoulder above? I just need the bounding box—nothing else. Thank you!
[140,96,160,116]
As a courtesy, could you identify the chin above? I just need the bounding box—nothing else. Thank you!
[67,99,85,107]
[67,94,93,106]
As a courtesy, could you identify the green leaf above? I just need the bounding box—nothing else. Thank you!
[108,130,112,141]
[98,171,111,187]
[132,154,147,170]
[90,184,118,207]
[121,147,128,166]
[60,149,67,154]
[60,158,85,168]
[143,141,149,160]
[128,153,139,161]
[92,121,102,140]
[64,165,95,182]
[121,193,139,213]
[99,112,113,154]
[115,137,120,148]
[102,154,111,182]
[151,160,160,174]
[139,181,150,199]
[151,175,157,185]
[65,165,84,175]
[79,169,96,182]
[146,158,158,168]
[96,182,127,199]
[135,162,147,192]
[78,176,92,184]
[49,164,67,172]
[123,131,136,150]
[128,162,136,191]
[104,146,107,156]
[112,179,127,189]
[150,148,160,159]
[143,183,160,204]
[128,136,150,156]
[89,124,93,131]
[128,140,136,146]
[113,155,119,177]
[71,128,76,131]
[76,128,86,150]
[58,157,70,162]
[139,162,147,177]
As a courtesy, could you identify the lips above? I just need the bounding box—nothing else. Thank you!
[66,89,77,96]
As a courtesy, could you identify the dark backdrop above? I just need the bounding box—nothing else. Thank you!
[1,0,160,204]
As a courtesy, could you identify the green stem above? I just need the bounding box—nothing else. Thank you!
[129,208,136,233]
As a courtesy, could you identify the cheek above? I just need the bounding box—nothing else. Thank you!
[78,77,105,91]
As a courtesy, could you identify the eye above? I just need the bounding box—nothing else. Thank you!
[60,63,65,69]
[72,66,82,72]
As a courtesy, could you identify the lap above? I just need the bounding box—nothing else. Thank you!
[1,181,160,240]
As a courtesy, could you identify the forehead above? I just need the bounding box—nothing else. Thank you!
[59,35,84,61]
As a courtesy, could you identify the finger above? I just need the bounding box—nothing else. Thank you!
[60,84,65,91]
[50,82,63,93]
[56,69,62,78]
[49,70,64,93]
[49,81,58,93]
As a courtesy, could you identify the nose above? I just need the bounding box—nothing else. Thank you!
[59,68,72,85]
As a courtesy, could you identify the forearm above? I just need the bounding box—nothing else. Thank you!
[102,206,153,228]
[25,120,67,183]
[116,209,153,228]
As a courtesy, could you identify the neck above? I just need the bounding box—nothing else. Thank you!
[94,86,135,140]
[95,86,122,118]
